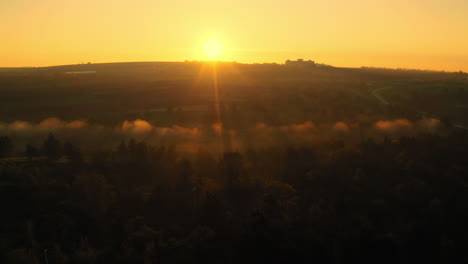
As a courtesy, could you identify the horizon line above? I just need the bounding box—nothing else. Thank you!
[0,60,465,74]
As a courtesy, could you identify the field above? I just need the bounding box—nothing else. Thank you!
[1,62,467,154]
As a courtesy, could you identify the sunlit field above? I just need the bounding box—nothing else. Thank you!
[1,62,467,152]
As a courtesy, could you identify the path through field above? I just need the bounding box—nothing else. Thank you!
[371,86,467,130]
[371,87,391,105]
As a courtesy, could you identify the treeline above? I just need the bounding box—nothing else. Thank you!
[1,131,468,263]
[0,134,83,162]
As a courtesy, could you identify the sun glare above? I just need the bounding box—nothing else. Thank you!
[204,39,223,60]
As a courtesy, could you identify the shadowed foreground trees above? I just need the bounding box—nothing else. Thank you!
[42,133,62,161]
[1,132,468,263]
[0,136,13,158]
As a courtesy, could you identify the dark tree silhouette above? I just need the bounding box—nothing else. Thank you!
[0,136,13,158]
[63,141,83,163]
[25,144,39,159]
[117,140,128,161]
[1,130,468,263]
[41,133,62,160]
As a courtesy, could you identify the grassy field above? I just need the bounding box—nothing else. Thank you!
[3,62,465,124]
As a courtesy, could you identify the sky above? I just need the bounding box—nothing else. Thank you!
[1,0,468,71]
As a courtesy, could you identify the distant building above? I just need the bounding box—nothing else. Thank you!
[285,59,316,67]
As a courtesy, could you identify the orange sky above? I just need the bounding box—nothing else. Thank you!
[1,0,468,71]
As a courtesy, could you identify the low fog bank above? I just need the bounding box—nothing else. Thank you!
[0,117,448,156]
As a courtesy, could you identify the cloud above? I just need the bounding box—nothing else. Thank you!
[374,119,412,131]
[333,122,350,132]
[228,129,237,136]
[120,119,153,135]
[212,123,223,135]
[155,125,201,138]
[418,118,442,130]
[66,120,88,129]
[0,117,447,154]
[38,117,64,130]
[255,121,318,134]
[5,117,90,134]
[280,121,315,132]
[9,121,32,132]
[255,122,274,132]
[117,119,202,139]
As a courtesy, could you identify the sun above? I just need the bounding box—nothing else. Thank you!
[204,39,223,60]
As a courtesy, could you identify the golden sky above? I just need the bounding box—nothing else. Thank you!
[1,0,468,71]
